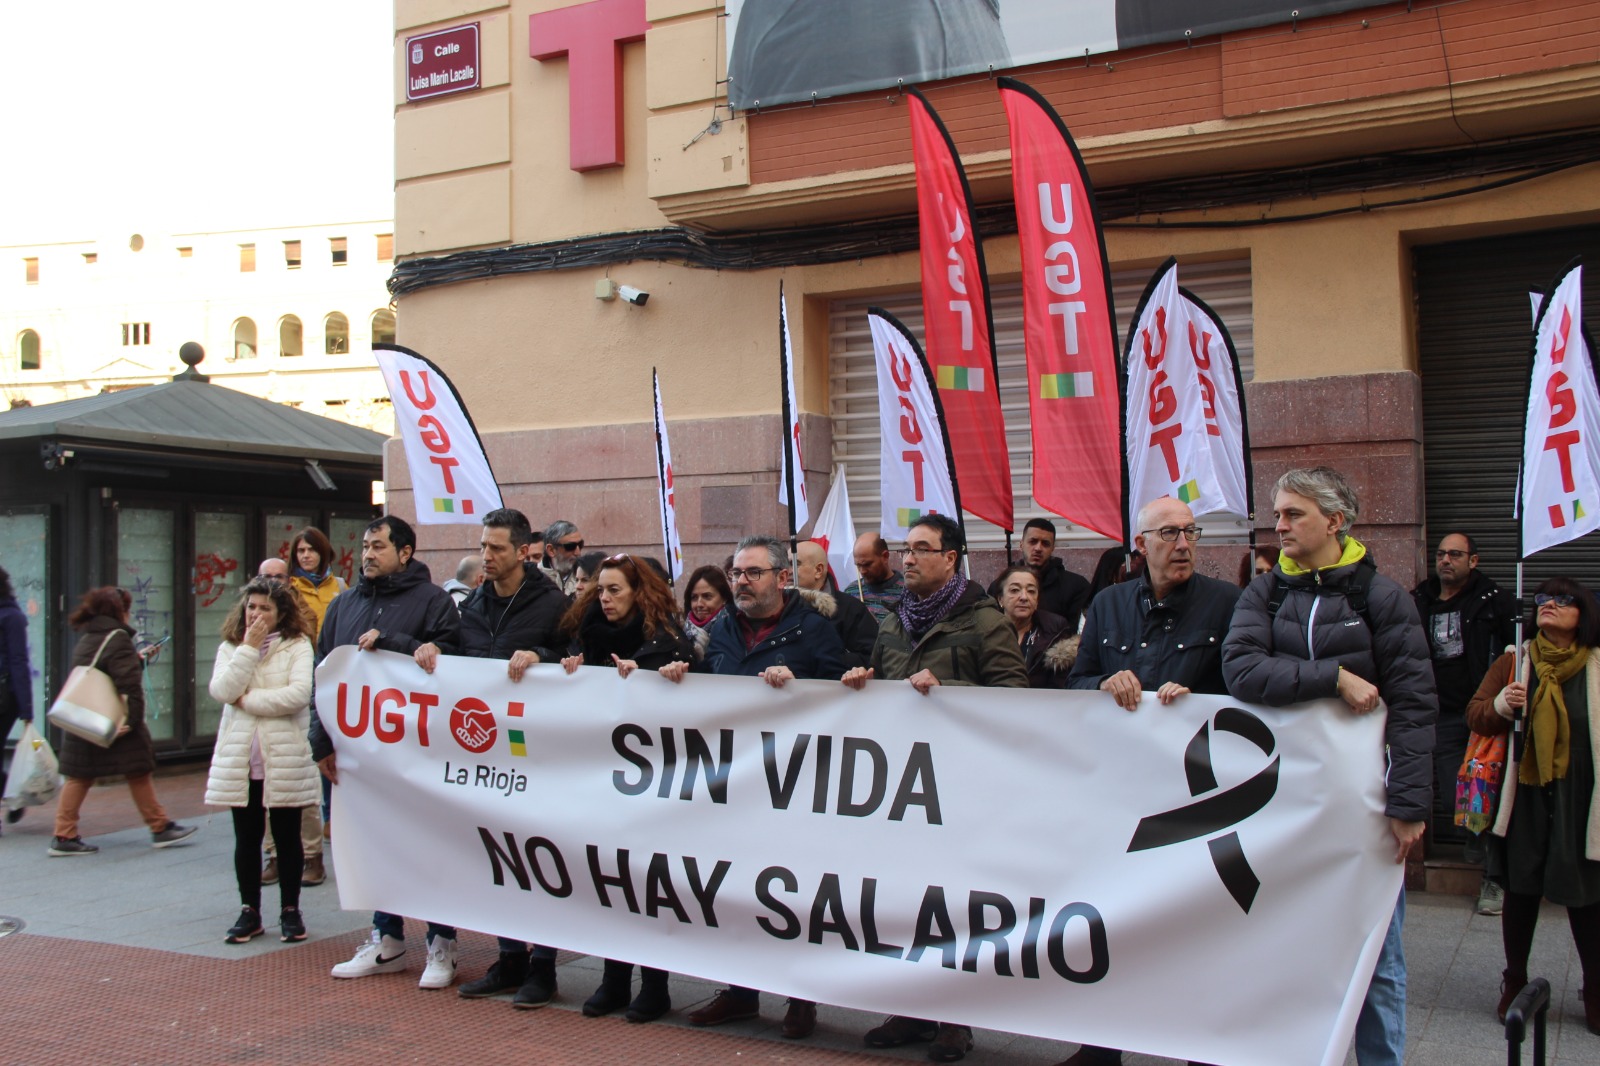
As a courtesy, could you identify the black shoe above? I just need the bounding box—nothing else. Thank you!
[6,805,23,824]
[151,822,198,848]
[865,1015,939,1048]
[625,978,671,1024]
[48,836,99,857]
[927,1024,973,1063]
[279,907,307,942]
[459,953,531,998]
[225,906,264,943]
[583,960,633,1017]
[512,957,558,1009]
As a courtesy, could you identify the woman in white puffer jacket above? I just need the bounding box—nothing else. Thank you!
[205,577,317,945]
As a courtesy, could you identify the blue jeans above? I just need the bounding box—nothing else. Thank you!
[496,936,557,959]
[1353,888,1406,1066]
[373,911,456,944]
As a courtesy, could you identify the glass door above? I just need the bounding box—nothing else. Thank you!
[115,507,178,743]
[192,509,248,738]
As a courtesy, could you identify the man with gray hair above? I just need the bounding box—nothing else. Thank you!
[540,520,585,597]
[1223,466,1435,1066]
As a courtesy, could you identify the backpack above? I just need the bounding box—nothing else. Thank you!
[1265,564,1378,632]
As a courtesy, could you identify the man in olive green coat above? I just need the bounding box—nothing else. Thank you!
[841,512,1027,1063]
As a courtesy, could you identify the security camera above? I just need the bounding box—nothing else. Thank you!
[617,285,650,306]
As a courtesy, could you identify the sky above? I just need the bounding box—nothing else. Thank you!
[0,1,395,244]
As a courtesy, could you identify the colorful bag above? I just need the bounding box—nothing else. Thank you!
[1455,731,1508,834]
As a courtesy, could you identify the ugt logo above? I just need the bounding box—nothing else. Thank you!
[451,699,497,754]
[1127,707,1279,913]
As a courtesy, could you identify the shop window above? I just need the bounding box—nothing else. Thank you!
[371,308,396,345]
[279,315,303,357]
[240,244,256,272]
[233,318,257,360]
[376,233,393,262]
[284,240,302,269]
[331,237,348,265]
[24,258,38,284]
[324,312,349,354]
[19,329,40,370]
[122,322,151,346]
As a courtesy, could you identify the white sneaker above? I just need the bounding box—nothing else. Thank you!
[419,936,458,989]
[330,930,407,978]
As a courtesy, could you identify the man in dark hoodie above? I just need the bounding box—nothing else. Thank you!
[842,513,1027,1064]
[310,514,463,990]
[987,518,1092,634]
[410,508,569,1010]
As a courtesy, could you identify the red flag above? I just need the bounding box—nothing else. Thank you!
[999,77,1126,543]
[908,89,1013,533]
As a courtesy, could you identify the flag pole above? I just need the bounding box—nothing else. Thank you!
[779,282,800,570]
[652,368,674,589]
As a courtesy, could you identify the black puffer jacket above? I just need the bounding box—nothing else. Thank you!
[1221,544,1438,822]
[459,563,566,663]
[310,558,460,761]
[797,587,879,670]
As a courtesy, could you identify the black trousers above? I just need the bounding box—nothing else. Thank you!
[231,779,305,911]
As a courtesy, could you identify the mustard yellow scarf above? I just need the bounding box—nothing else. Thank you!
[1520,634,1589,786]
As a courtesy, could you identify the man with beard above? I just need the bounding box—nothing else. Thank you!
[987,518,1092,634]
[540,519,585,597]
[844,532,905,625]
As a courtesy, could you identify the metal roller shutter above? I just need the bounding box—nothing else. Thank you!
[827,259,1254,550]
[1416,224,1600,599]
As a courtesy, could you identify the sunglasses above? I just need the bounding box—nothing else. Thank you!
[1535,593,1577,608]
[556,540,586,552]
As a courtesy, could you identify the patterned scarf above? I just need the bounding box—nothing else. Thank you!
[896,572,970,642]
[1520,633,1588,786]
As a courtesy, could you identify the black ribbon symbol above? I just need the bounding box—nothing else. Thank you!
[1127,707,1279,914]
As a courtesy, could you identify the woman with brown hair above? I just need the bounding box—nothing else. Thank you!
[680,563,732,652]
[287,527,346,641]
[994,565,1078,689]
[49,587,197,856]
[206,578,318,943]
[560,553,695,1024]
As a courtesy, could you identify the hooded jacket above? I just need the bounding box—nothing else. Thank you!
[1411,567,1519,712]
[797,586,879,670]
[1020,609,1079,690]
[703,590,849,680]
[309,557,459,761]
[872,580,1028,688]
[459,563,567,664]
[1221,537,1438,821]
[205,635,319,809]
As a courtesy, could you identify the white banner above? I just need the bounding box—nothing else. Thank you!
[1522,262,1600,557]
[778,285,810,532]
[319,646,1399,1066]
[1125,260,1250,535]
[870,310,960,542]
[652,369,684,582]
[375,345,503,524]
[810,464,860,593]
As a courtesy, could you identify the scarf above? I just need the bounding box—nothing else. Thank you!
[896,572,970,642]
[1520,633,1589,786]
[292,565,331,585]
[578,602,647,666]
[688,604,723,630]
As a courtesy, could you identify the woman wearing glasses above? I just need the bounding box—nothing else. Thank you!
[1468,577,1600,1033]
[559,553,696,1023]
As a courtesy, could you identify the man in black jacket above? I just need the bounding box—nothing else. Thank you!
[663,534,847,1039]
[1412,531,1518,913]
[415,508,569,1010]
[310,515,463,990]
[987,518,1092,634]
[794,539,878,669]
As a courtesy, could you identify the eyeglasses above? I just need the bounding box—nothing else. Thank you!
[1535,593,1577,608]
[1436,549,1469,561]
[556,540,585,552]
[899,546,951,558]
[726,566,780,582]
[1140,526,1203,543]
[606,553,629,563]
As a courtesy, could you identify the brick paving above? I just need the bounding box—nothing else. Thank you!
[8,764,1600,1064]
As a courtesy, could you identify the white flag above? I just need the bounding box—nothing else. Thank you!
[375,345,503,524]
[810,465,859,592]
[1124,259,1250,536]
[653,369,684,582]
[870,309,959,541]
[777,284,810,532]
[1522,261,1600,556]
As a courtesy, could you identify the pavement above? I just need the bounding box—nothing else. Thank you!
[4,765,1600,1065]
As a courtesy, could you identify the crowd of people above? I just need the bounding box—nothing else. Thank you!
[2,464,1594,1065]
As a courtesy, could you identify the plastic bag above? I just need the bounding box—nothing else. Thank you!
[3,721,62,810]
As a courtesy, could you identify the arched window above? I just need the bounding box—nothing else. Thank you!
[18,329,40,370]
[279,315,303,357]
[232,318,257,360]
[324,312,349,355]
[371,309,396,346]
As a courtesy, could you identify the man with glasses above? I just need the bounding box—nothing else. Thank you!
[1066,497,1240,713]
[841,513,1026,1064]
[987,517,1092,634]
[664,533,847,1040]
[540,519,586,597]
[1412,532,1518,914]
[257,557,290,584]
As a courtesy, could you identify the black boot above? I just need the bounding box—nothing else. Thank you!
[583,959,633,1017]
[458,951,530,998]
[625,966,672,1023]
[513,954,558,1009]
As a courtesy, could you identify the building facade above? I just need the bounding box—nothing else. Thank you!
[385,0,1600,594]
[2,221,398,435]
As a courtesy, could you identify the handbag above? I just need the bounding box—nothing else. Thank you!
[46,630,130,748]
[2,721,61,809]
[1455,730,1508,835]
